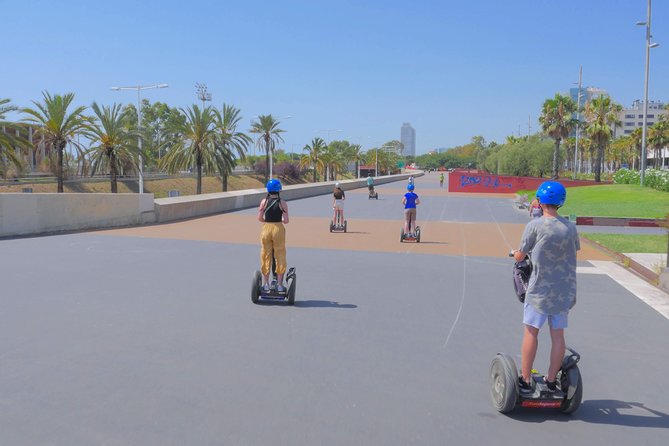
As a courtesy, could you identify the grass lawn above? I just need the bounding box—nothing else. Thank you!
[581,233,668,254]
[518,184,669,219]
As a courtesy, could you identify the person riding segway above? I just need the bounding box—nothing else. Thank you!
[252,179,296,304]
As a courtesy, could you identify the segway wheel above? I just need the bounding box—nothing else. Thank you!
[251,270,262,304]
[560,365,583,414]
[416,227,421,243]
[329,222,333,233]
[344,220,347,233]
[489,353,519,413]
[400,228,405,243]
[287,275,296,305]
[375,194,378,200]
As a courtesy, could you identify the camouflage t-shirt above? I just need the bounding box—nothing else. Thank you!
[519,216,580,315]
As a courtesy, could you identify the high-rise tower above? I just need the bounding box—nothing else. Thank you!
[400,123,416,157]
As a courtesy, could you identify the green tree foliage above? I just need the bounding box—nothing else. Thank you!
[85,102,138,193]
[22,92,91,192]
[249,114,285,184]
[160,105,231,194]
[214,104,251,191]
[299,137,326,182]
[539,93,576,179]
[584,96,621,182]
[0,98,29,177]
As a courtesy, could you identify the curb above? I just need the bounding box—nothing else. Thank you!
[580,237,660,285]
[576,216,664,227]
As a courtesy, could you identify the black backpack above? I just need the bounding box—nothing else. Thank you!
[512,257,533,303]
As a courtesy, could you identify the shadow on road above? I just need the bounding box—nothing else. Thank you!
[502,400,669,428]
[294,300,357,309]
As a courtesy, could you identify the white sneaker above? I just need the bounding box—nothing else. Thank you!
[262,284,270,292]
[276,284,287,293]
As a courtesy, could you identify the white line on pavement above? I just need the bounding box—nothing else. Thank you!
[587,260,669,320]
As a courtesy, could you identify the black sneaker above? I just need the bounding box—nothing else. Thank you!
[518,377,533,394]
[543,377,557,392]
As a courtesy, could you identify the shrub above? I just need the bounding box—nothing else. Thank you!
[613,168,639,184]
[613,167,669,192]
[274,161,304,181]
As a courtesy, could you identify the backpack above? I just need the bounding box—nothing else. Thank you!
[512,257,533,303]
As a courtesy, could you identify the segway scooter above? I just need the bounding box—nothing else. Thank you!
[368,185,378,200]
[251,254,296,305]
[330,212,347,232]
[400,226,421,242]
[489,348,583,414]
[489,252,583,414]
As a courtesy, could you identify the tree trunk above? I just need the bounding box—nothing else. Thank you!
[57,141,65,193]
[265,149,270,183]
[313,158,317,183]
[594,144,604,182]
[197,158,203,194]
[110,152,118,193]
[552,139,560,179]
[222,173,228,192]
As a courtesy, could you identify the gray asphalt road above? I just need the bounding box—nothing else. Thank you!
[2,174,668,445]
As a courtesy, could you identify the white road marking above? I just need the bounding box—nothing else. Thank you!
[587,260,669,320]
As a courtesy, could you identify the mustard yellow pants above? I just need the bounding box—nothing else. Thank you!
[260,223,286,275]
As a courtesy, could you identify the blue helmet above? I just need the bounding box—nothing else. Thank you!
[407,184,415,191]
[266,179,282,193]
[536,181,566,206]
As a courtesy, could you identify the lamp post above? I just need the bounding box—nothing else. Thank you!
[111,83,169,193]
[195,83,212,109]
[316,129,343,144]
[573,66,582,180]
[637,0,660,187]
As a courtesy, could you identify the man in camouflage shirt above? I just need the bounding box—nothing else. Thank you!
[512,181,579,393]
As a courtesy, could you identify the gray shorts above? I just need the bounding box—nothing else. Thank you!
[523,303,568,329]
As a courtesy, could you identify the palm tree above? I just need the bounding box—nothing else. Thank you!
[86,102,138,193]
[630,127,643,170]
[326,141,348,180]
[539,93,577,179]
[249,114,285,183]
[22,92,90,192]
[648,119,669,169]
[214,104,251,191]
[0,98,29,176]
[346,143,364,178]
[160,105,224,194]
[299,137,326,182]
[584,96,621,182]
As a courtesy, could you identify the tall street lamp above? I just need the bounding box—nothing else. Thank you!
[111,83,169,193]
[573,65,583,180]
[316,129,343,144]
[637,0,660,187]
[195,82,212,109]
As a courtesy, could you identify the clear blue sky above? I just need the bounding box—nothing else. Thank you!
[3,0,668,154]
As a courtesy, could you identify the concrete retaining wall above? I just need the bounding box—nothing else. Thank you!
[0,173,417,237]
[0,193,155,237]
[154,174,413,223]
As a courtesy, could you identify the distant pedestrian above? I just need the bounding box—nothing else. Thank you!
[529,197,543,218]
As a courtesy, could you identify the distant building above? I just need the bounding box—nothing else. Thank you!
[615,99,668,137]
[569,87,609,138]
[569,86,609,109]
[400,123,416,157]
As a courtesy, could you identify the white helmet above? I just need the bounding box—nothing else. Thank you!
[335,182,341,188]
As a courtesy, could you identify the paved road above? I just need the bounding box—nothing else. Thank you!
[2,172,668,445]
